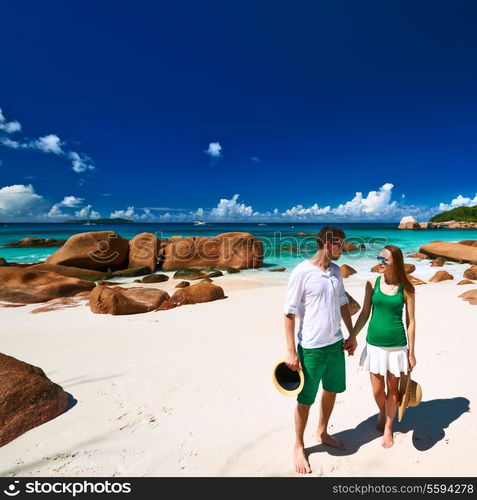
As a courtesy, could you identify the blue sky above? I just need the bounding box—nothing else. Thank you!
[1,0,476,222]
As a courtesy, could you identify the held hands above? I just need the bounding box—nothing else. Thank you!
[285,351,302,372]
[343,335,358,356]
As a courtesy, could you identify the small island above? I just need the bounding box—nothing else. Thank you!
[399,205,477,229]
[63,218,134,224]
[430,205,477,223]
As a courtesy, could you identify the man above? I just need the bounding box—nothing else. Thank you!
[283,226,357,474]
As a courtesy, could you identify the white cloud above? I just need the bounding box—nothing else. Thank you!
[332,183,396,217]
[0,137,21,149]
[437,193,477,212]
[75,204,100,219]
[110,206,153,220]
[0,107,95,174]
[33,134,63,154]
[209,194,254,219]
[48,196,91,218]
[204,142,222,158]
[282,203,331,218]
[0,184,45,218]
[0,108,21,134]
[68,151,94,173]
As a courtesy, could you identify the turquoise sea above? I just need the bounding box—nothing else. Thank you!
[1,222,476,283]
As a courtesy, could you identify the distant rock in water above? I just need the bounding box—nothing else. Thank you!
[431,257,446,267]
[4,237,65,248]
[398,216,421,230]
[268,267,286,272]
[459,240,477,247]
[0,267,95,304]
[0,353,68,447]
[46,231,129,271]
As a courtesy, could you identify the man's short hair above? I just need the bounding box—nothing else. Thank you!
[316,226,346,249]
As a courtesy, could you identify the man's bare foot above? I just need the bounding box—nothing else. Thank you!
[376,412,386,433]
[382,429,394,448]
[294,445,312,474]
[317,432,346,450]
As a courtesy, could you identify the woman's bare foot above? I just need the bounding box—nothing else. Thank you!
[382,428,394,448]
[317,432,346,450]
[376,412,386,433]
[294,445,311,474]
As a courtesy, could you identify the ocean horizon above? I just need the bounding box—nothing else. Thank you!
[2,221,476,283]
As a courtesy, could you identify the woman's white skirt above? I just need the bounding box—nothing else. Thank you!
[359,342,408,377]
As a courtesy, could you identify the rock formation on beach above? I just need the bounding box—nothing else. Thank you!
[160,232,263,270]
[89,285,171,315]
[340,264,357,278]
[458,289,477,305]
[0,267,96,304]
[419,241,477,265]
[429,270,454,283]
[463,265,477,280]
[46,231,129,271]
[169,281,226,306]
[128,232,158,273]
[0,353,68,447]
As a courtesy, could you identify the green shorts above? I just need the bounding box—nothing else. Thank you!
[297,339,346,405]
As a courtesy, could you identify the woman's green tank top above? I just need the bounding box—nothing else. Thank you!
[366,275,407,348]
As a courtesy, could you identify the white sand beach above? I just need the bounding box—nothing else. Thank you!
[0,273,476,477]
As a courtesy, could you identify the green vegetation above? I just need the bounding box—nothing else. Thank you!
[430,205,477,222]
[64,218,134,224]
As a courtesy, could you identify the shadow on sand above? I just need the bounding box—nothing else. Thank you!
[305,397,470,459]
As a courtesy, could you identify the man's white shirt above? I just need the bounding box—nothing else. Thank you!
[283,259,349,349]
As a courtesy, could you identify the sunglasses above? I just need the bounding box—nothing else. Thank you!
[377,256,388,265]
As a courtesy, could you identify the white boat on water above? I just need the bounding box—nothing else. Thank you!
[193,219,206,225]
[258,223,267,226]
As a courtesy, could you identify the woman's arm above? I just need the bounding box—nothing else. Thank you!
[352,280,374,336]
[404,289,416,369]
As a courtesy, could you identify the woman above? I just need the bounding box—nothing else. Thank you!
[353,245,416,448]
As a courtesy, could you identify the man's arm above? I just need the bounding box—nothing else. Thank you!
[283,268,304,371]
[284,313,302,371]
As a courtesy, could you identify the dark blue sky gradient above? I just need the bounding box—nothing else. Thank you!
[1,0,476,219]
